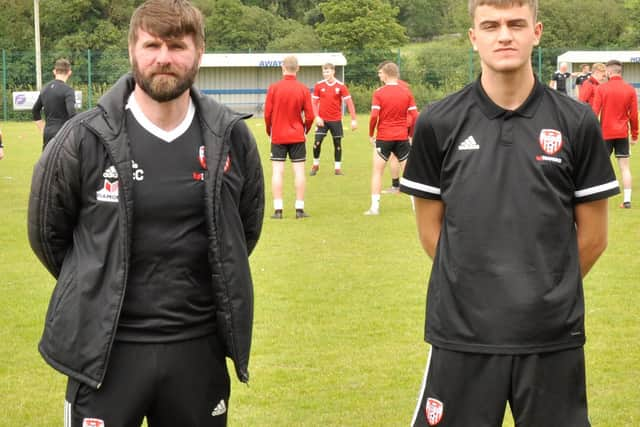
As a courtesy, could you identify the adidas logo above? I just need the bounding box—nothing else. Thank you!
[211,399,227,417]
[458,136,480,151]
[102,165,118,179]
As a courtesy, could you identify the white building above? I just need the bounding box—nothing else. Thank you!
[195,52,348,115]
[556,50,640,98]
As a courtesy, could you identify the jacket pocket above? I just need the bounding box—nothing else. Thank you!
[48,269,76,322]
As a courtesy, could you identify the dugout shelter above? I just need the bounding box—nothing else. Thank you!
[195,52,347,116]
[556,50,640,99]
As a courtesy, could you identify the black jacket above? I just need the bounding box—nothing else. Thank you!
[28,74,264,388]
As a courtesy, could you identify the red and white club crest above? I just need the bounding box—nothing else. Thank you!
[224,154,231,173]
[198,145,207,169]
[425,397,444,426]
[82,418,105,427]
[539,129,563,155]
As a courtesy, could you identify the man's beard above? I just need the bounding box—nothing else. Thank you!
[132,58,199,103]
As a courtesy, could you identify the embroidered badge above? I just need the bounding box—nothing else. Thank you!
[425,397,444,426]
[539,129,563,155]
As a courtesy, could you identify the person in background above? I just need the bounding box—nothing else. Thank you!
[574,63,591,98]
[365,61,418,216]
[402,0,619,425]
[32,58,76,149]
[592,59,638,209]
[578,62,606,107]
[0,128,4,160]
[549,61,572,95]
[310,63,357,176]
[264,55,314,219]
[27,1,264,425]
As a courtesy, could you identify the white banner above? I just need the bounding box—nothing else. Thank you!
[13,91,82,111]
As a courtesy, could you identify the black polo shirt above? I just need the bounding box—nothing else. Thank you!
[401,76,619,354]
[551,71,571,93]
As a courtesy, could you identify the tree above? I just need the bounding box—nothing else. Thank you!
[392,0,451,40]
[538,0,627,48]
[315,0,407,51]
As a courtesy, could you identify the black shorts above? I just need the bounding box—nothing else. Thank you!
[606,138,630,158]
[65,335,230,427]
[375,140,410,162]
[411,346,589,427]
[270,142,306,162]
[315,121,343,140]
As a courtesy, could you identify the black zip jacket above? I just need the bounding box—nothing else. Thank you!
[28,74,264,388]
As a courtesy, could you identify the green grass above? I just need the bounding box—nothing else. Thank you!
[1,118,638,426]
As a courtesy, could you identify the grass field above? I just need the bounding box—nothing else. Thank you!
[0,117,638,427]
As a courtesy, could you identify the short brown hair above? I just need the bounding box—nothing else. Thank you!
[468,0,538,20]
[128,0,205,51]
[322,63,335,70]
[591,63,606,73]
[379,62,399,78]
[282,55,298,73]
[605,59,622,75]
[54,58,71,74]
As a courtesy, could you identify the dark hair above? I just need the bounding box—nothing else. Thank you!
[128,0,205,51]
[54,58,71,74]
[605,59,622,67]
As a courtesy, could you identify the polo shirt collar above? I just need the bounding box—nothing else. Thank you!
[473,74,545,119]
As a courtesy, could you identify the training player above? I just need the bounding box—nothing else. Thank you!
[310,63,357,176]
[549,61,572,95]
[592,59,638,209]
[365,62,418,215]
[578,62,606,107]
[264,55,314,219]
[32,58,76,149]
[401,1,619,426]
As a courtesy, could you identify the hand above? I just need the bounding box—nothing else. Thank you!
[350,120,358,131]
[316,117,324,128]
[631,136,638,145]
[370,136,376,145]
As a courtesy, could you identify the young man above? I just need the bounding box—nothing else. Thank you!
[574,63,591,98]
[592,59,638,209]
[578,62,606,107]
[264,55,314,219]
[28,1,264,426]
[401,1,619,426]
[32,58,76,149]
[310,63,357,176]
[549,61,572,95]
[366,62,418,215]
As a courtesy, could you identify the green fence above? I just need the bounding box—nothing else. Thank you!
[0,46,576,121]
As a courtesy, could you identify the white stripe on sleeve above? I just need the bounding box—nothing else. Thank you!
[400,177,441,195]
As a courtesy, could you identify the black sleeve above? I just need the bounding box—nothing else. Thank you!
[231,120,264,256]
[400,108,443,200]
[65,87,76,118]
[32,92,43,121]
[28,123,81,277]
[572,109,620,203]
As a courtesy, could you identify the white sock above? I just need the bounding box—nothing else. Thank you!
[371,194,380,211]
[295,200,305,210]
[313,159,320,166]
[624,189,632,203]
[335,161,341,170]
[274,199,283,210]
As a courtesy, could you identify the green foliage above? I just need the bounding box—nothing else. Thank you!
[266,26,322,52]
[316,0,407,51]
[539,0,629,48]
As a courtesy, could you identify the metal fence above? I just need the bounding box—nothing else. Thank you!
[0,46,611,121]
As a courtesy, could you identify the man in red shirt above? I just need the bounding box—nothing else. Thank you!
[578,62,606,107]
[592,59,638,208]
[264,55,314,218]
[365,62,418,215]
[310,63,357,176]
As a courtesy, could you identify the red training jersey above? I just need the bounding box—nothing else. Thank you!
[264,75,314,144]
[578,75,599,107]
[592,75,638,140]
[369,83,418,141]
[312,79,356,122]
